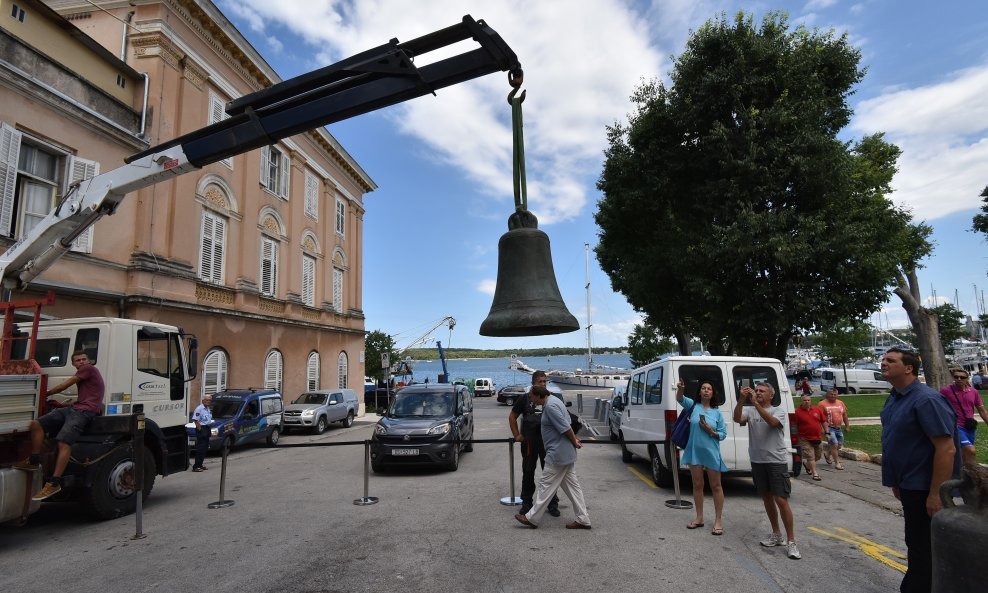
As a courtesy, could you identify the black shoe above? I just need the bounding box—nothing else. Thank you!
[548,506,561,517]
[519,504,532,515]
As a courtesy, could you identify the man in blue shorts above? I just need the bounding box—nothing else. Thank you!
[14,351,105,500]
[939,369,987,466]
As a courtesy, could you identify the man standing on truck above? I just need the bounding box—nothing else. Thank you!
[508,371,560,517]
[734,382,801,560]
[14,351,105,500]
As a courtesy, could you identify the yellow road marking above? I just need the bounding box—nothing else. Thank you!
[627,466,657,488]
[809,526,906,573]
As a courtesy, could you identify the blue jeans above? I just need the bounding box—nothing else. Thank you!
[193,426,211,468]
[828,427,845,446]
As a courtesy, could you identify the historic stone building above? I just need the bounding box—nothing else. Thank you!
[0,0,373,406]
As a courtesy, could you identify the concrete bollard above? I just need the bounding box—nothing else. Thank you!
[601,400,610,422]
[593,398,602,418]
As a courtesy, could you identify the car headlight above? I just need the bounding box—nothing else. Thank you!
[374,424,388,435]
[301,409,315,416]
[210,428,218,436]
[427,422,451,436]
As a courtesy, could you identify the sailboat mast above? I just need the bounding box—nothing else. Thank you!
[585,242,593,370]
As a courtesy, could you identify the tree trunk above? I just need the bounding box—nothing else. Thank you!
[675,330,692,356]
[894,268,950,390]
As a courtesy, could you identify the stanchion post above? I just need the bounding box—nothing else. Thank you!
[208,439,235,509]
[354,440,380,505]
[665,441,693,509]
[577,392,583,414]
[131,413,147,539]
[500,439,522,506]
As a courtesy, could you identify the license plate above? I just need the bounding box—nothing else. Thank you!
[391,448,419,456]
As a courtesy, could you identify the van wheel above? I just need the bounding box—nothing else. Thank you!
[342,412,354,428]
[847,387,857,395]
[649,445,674,488]
[82,446,156,520]
[266,428,280,446]
[620,432,633,462]
[314,417,328,434]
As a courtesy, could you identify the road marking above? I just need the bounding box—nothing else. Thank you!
[809,526,906,573]
[627,466,657,488]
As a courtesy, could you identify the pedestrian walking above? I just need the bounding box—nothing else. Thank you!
[818,387,849,469]
[508,370,559,516]
[794,395,827,481]
[733,382,801,559]
[675,379,727,535]
[191,395,213,472]
[880,347,959,593]
[514,385,591,530]
[939,368,988,466]
[798,377,812,396]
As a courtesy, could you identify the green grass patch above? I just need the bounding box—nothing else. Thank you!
[792,392,988,418]
[841,425,988,465]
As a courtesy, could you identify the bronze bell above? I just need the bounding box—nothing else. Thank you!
[480,211,580,337]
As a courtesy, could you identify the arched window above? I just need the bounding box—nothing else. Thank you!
[337,351,348,388]
[264,350,283,391]
[306,351,320,391]
[201,349,228,398]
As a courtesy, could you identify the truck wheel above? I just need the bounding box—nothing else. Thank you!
[649,445,674,488]
[266,428,280,446]
[342,411,354,428]
[620,432,633,462]
[314,417,327,434]
[82,446,156,520]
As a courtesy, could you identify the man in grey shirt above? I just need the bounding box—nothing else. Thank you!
[514,386,591,529]
[734,382,800,559]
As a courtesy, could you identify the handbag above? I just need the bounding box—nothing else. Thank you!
[570,411,583,435]
[671,399,696,449]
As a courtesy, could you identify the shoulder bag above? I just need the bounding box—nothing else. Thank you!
[671,399,696,449]
[950,386,978,431]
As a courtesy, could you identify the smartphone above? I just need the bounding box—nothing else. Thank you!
[741,379,751,389]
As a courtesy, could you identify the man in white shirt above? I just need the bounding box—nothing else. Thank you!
[191,395,213,472]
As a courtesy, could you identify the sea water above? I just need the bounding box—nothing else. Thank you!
[396,353,632,390]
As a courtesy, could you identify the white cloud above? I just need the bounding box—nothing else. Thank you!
[804,0,839,10]
[851,64,988,220]
[477,279,497,296]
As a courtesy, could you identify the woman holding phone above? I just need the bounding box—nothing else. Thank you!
[676,378,729,535]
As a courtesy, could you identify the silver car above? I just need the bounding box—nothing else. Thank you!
[282,389,358,434]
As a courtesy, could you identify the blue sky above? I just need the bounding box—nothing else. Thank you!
[216,0,988,350]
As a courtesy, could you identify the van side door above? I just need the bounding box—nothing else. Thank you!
[728,362,793,472]
[622,366,665,459]
[673,362,736,470]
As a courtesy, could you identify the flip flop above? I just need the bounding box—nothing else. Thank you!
[687,521,705,529]
[711,527,724,536]
[836,463,845,470]
[812,474,822,481]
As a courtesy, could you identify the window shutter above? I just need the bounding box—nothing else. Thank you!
[337,352,348,388]
[201,350,228,397]
[304,172,318,220]
[260,238,278,296]
[260,146,270,188]
[335,199,345,235]
[209,94,233,168]
[264,351,283,391]
[278,151,289,198]
[200,211,225,284]
[213,215,225,283]
[302,254,315,306]
[306,352,320,391]
[333,267,343,313]
[0,123,23,237]
[68,156,100,253]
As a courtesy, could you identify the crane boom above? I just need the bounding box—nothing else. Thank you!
[0,15,519,291]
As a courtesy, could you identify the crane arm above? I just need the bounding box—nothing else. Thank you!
[0,15,519,291]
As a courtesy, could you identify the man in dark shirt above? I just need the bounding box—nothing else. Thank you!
[15,351,106,500]
[508,370,559,516]
[879,347,958,593]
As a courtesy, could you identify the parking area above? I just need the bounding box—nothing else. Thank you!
[0,399,906,593]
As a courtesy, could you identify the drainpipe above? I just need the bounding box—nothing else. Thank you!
[139,72,149,138]
[119,12,149,139]
[120,11,134,60]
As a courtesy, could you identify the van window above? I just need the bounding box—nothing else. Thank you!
[260,397,281,416]
[822,370,834,381]
[873,372,884,381]
[645,367,663,404]
[463,389,472,411]
[732,366,782,407]
[75,328,100,363]
[35,338,70,368]
[629,372,645,405]
[243,400,259,419]
[678,365,726,407]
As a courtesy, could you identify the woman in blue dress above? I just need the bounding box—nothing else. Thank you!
[676,379,728,535]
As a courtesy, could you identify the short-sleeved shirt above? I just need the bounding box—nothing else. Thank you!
[939,385,981,428]
[541,395,576,466]
[742,405,789,464]
[795,406,826,441]
[818,399,848,427]
[512,390,564,436]
[192,403,213,425]
[880,378,959,490]
[72,364,105,413]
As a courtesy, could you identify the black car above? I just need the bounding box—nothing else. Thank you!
[496,383,528,406]
[370,384,474,472]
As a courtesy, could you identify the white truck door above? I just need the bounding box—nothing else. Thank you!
[673,361,737,470]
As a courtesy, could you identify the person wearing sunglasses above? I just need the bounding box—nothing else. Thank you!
[939,369,988,466]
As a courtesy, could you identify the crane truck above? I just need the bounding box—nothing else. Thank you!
[0,16,520,524]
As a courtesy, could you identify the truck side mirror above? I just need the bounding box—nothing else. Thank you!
[187,337,199,380]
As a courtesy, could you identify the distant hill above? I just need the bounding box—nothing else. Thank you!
[403,346,629,360]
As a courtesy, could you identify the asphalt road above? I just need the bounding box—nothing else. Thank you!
[0,399,907,593]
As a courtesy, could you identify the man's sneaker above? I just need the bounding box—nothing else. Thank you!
[787,541,802,559]
[12,458,40,471]
[760,533,785,547]
[32,482,61,501]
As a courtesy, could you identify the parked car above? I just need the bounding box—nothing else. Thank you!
[474,377,494,397]
[282,388,358,434]
[370,384,473,472]
[186,389,283,451]
[607,390,625,441]
[496,383,528,406]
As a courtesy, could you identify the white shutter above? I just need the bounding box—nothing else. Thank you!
[278,151,289,198]
[264,350,283,391]
[260,237,278,296]
[199,211,225,283]
[209,94,233,168]
[306,352,320,391]
[68,156,99,253]
[259,146,270,188]
[337,352,348,389]
[333,267,343,313]
[302,254,315,306]
[335,198,345,235]
[0,123,23,237]
[201,350,228,397]
[304,172,318,220]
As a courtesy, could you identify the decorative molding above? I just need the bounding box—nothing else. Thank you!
[259,298,285,314]
[301,236,317,253]
[261,215,280,235]
[131,33,184,71]
[236,278,258,293]
[301,307,321,320]
[128,251,196,279]
[181,57,209,90]
[203,184,228,209]
[196,283,235,304]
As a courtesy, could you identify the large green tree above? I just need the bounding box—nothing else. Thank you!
[973,186,988,241]
[595,12,924,361]
[364,330,396,381]
[628,322,675,367]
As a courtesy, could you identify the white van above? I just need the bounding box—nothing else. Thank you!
[819,368,891,394]
[473,378,494,397]
[613,356,798,487]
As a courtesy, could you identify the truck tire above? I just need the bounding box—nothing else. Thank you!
[342,411,354,428]
[82,446,156,520]
[620,432,633,462]
[266,428,280,446]
[314,417,327,434]
[649,444,674,488]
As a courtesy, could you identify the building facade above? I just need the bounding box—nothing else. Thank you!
[1,0,373,406]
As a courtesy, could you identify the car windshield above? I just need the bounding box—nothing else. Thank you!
[294,393,327,405]
[390,392,453,418]
[211,400,242,419]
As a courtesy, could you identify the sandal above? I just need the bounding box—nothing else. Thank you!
[835,463,845,470]
[687,521,705,529]
[812,474,821,481]
[711,527,724,536]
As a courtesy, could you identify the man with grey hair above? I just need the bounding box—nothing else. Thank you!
[734,381,801,559]
[191,394,214,472]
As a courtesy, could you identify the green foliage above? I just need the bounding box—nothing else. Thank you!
[364,330,396,379]
[595,11,924,360]
[973,186,988,239]
[927,303,966,352]
[816,319,871,365]
[628,323,675,367]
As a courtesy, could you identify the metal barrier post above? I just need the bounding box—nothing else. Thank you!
[665,442,693,510]
[593,398,601,418]
[577,392,583,414]
[131,413,147,539]
[600,400,610,421]
[354,440,380,506]
[208,440,235,509]
[500,439,522,506]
